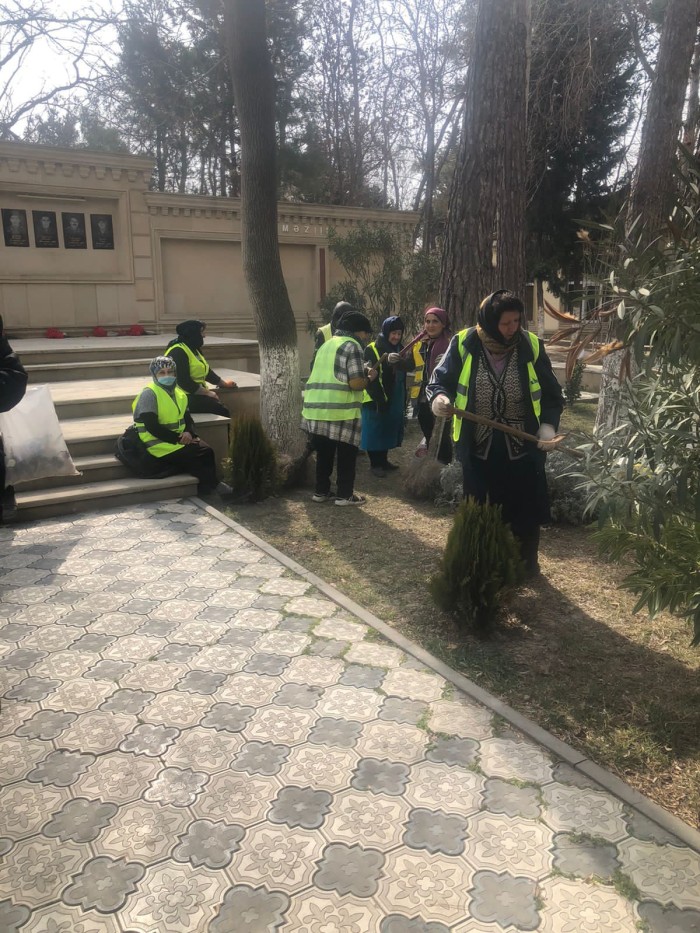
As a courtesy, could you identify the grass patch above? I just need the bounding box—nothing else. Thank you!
[224,420,700,828]
[612,870,642,902]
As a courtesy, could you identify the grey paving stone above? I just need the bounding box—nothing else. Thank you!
[308,637,349,658]
[210,885,290,932]
[15,709,76,740]
[637,901,700,933]
[138,619,179,637]
[552,832,620,879]
[100,688,155,715]
[380,918,450,933]
[315,842,385,897]
[273,683,322,709]
[0,838,12,857]
[0,900,30,933]
[426,736,480,768]
[0,623,36,642]
[157,643,200,663]
[624,808,686,847]
[42,797,118,843]
[177,670,227,695]
[120,723,180,757]
[28,749,95,787]
[0,648,46,669]
[172,818,245,869]
[55,609,100,627]
[352,758,410,796]
[5,676,61,701]
[202,702,256,733]
[404,807,469,856]
[63,856,146,912]
[470,870,540,930]
[340,664,385,688]
[69,634,115,652]
[308,717,363,748]
[268,786,332,829]
[482,778,542,819]
[254,595,288,610]
[231,741,290,776]
[278,615,317,633]
[245,653,290,676]
[83,659,133,681]
[379,696,429,725]
[218,628,260,647]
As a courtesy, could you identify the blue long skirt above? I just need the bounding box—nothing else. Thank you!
[361,373,406,452]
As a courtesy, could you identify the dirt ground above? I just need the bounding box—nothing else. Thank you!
[225,418,700,829]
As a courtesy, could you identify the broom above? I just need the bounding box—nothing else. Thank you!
[403,415,448,497]
[447,406,585,459]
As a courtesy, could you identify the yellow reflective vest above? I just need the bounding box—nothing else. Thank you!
[164,342,209,387]
[317,322,332,344]
[409,341,424,400]
[302,336,364,422]
[452,328,542,443]
[133,383,188,457]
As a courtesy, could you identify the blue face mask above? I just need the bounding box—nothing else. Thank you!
[157,375,176,387]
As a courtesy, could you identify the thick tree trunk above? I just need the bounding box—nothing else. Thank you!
[627,0,699,236]
[439,0,530,327]
[222,0,305,461]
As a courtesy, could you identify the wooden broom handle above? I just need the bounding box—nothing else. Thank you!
[446,406,584,459]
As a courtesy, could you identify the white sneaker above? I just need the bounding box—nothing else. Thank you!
[334,494,366,506]
[215,481,234,496]
[311,491,335,503]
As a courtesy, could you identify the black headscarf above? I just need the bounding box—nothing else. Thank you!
[377,315,405,354]
[331,302,353,334]
[477,291,524,346]
[167,320,205,351]
[336,310,372,335]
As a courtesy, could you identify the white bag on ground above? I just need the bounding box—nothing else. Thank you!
[0,385,79,485]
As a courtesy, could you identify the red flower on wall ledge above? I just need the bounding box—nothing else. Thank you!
[92,326,108,337]
[45,328,66,339]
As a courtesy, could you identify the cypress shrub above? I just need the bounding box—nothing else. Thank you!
[430,497,524,630]
[226,415,278,502]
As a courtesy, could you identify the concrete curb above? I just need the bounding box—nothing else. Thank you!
[193,496,700,855]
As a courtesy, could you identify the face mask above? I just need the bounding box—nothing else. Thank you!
[157,375,176,387]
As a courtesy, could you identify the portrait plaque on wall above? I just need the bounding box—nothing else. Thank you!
[62,212,87,249]
[32,211,59,248]
[90,213,114,250]
[2,208,29,247]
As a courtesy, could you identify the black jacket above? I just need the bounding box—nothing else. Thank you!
[0,324,28,414]
[427,328,563,456]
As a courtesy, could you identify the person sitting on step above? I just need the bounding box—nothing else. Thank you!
[164,320,236,417]
[117,356,232,497]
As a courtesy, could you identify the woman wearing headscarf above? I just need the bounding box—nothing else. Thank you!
[360,315,415,477]
[427,289,564,575]
[165,320,236,417]
[414,306,453,464]
[118,356,232,496]
[0,315,27,522]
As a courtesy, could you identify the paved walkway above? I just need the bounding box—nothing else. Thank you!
[1,499,699,933]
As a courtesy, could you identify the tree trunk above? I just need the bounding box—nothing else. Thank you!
[439,0,531,327]
[222,0,305,463]
[535,277,544,338]
[627,0,699,236]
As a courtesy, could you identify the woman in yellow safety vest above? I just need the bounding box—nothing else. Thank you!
[165,320,236,417]
[427,290,564,576]
[117,356,232,497]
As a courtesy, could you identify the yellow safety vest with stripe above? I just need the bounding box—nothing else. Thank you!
[452,328,542,443]
[409,341,424,400]
[132,383,188,457]
[302,335,364,422]
[164,342,209,387]
[317,322,332,343]
[362,342,384,404]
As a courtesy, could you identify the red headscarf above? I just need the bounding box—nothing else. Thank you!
[424,307,452,371]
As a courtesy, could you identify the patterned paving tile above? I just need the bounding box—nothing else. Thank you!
[1,501,699,933]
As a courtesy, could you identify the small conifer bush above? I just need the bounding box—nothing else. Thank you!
[226,415,278,502]
[564,359,586,406]
[430,497,524,630]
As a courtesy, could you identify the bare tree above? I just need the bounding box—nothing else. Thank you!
[0,0,114,139]
[222,0,305,462]
[440,0,531,326]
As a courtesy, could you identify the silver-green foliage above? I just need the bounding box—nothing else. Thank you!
[582,212,700,643]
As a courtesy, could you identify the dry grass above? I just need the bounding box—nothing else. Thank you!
[224,419,700,829]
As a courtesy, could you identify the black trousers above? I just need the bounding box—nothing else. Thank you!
[367,450,389,467]
[187,392,230,417]
[313,434,358,499]
[156,443,219,494]
[460,433,548,573]
[417,402,453,463]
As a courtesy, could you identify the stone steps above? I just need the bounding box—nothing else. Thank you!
[7,336,261,521]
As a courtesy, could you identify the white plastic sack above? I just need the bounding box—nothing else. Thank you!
[0,385,79,485]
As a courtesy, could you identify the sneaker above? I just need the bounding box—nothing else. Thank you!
[215,481,234,497]
[311,491,335,503]
[335,494,366,506]
[370,466,386,478]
